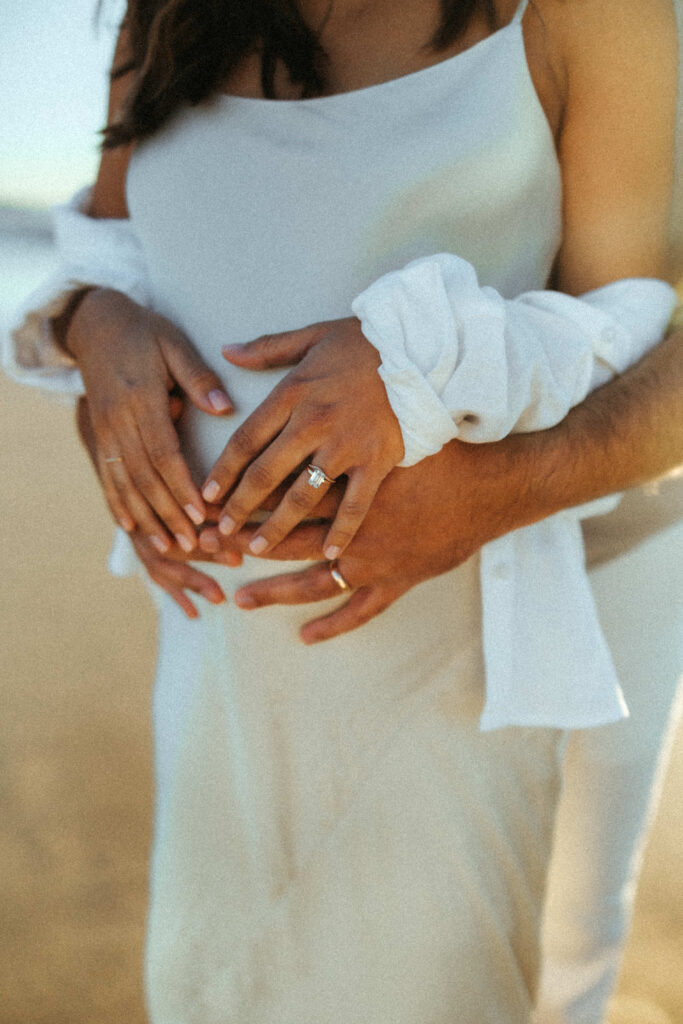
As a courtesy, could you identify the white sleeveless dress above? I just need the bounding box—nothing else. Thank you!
[127,5,567,1021]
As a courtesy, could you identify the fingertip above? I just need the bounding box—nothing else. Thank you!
[184,503,206,527]
[199,530,221,553]
[203,481,221,503]
[176,597,199,619]
[216,551,243,567]
[300,625,321,645]
[234,590,257,610]
[207,389,233,414]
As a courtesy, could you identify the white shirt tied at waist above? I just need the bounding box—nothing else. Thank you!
[352,254,678,730]
[4,198,678,731]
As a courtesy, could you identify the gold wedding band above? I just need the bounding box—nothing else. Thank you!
[329,560,351,592]
[104,456,124,464]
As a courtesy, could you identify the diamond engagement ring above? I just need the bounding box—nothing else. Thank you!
[329,560,351,592]
[307,464,336,489]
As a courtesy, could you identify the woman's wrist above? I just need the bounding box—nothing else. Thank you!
[58,287,141,362]
[51,285,100,359]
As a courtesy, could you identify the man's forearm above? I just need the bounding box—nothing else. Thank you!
[504,325,683,527]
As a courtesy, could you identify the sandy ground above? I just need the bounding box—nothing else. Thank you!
[1,372,682,1024]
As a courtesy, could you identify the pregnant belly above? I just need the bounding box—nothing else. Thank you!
[176,362,290,485]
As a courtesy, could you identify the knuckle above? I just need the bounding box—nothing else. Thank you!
[224,496,248,521]
[243,461,275,493]
[95,397,121,426]
[287,487,316,514]
[258,333,281,356]
[122,376,146,400]
[129,467,157,493]
[340,499,367,521]
[305,401,334,427]
[186,365,219,391]
[147,441,181,468]
[230,426,257,460]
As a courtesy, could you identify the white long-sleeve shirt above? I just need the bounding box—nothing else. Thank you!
[352,253,677,729]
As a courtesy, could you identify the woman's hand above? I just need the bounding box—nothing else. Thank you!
[201,318,404,560]
[67,288,233,554]
[198,436,529,643]
[77,395,247,618]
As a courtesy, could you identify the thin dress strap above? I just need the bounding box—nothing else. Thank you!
[511,0,530,23]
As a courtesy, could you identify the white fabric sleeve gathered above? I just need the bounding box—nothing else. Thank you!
[2,186,152,400]
[2,185,152,578]
[352,254,678,732]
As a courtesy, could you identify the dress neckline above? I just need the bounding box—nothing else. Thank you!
[216,18,523,109]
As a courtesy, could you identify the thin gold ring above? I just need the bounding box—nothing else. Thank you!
[104,456,124,464]
[329,559,351,592]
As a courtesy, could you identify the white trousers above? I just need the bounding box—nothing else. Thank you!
[536,519,683,1023]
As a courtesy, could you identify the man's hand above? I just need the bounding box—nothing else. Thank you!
[198,437,529,643]
[126,531,232,619]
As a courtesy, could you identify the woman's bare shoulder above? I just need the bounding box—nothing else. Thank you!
[538,0,677,73]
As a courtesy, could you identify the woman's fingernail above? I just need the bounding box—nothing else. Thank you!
[208,389,232,413]
[249,535,268,555]
[151,535,170,554]
[324,545,341,561]
[218,515,235,536]
[119,515,135,532]
[176,534,195,553]
[235,591,256,609]
[203,481,221,502]
[221,344,240,355]
[204,588,226,604]
[185,504,205,526]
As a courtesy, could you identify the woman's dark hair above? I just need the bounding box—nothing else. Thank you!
[102,0,497,148]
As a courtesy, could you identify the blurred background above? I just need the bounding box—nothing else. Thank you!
[0,3,682,1023]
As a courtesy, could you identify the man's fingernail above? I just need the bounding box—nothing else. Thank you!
[221,344,241,355]
[176,534,195,553]
[203,481,221,502]
[204,588,226,604]
[249,535,268,555]
[151,535,170,554]
[200,532,220,553]
[324,545,341,561]
[208,389,232,413]
[185,504,205,526]
[119,515,135,532]
[218,515,235,536]
[235,592,256,609]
